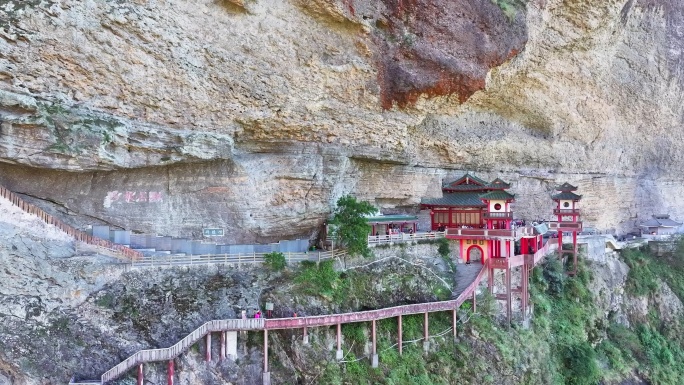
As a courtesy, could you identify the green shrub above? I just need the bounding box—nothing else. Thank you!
[294,260,348,303]
[621,249,658,296]
[263,251,286,271]
[560,342,600,385]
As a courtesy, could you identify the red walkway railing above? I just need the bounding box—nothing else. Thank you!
[0,185,142,261]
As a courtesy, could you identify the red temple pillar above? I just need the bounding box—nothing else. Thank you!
[137,364,143,385]
[167,360,174,385]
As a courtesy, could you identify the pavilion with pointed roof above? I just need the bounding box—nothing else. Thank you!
[421,173,515,231]
[420,173,517,266]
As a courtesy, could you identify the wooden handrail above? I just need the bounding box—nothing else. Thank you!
[99,264,487,383]
[0,185,142,261]
[101,319,264,382]
[130,250,348,268]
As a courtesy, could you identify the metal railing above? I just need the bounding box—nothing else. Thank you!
[130,250,347,268]
[553,208,580,215]
[367,231,445,245]
[482,212,512,219]
[547,221,583,231]
[445,227,516,238]
[0,185,142,261]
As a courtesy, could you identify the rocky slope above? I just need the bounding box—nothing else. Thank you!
[0,0,683,242]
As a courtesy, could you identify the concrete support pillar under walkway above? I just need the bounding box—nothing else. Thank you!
[205,333,212,362]
[167,360,174,385]
[452,308,458,339]
[263,330,271,385]
[221,331,226,360]
[303,327,308,345]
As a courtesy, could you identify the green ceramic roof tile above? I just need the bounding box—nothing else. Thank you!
[478,190,515,200]
[555,182,578,191]
[551,191,582,200]
[487,178,511,189]
[421,192,487,207]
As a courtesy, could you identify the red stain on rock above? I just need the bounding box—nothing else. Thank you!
[341,0,356,15]
[370,0,527,109]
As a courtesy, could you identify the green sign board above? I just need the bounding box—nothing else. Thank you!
[203,228,224,237]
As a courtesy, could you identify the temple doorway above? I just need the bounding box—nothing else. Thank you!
[467,245,483,264]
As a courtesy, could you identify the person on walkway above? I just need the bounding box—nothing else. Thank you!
[255,311,261,319]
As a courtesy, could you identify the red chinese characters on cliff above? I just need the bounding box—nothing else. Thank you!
[104,191,164,208]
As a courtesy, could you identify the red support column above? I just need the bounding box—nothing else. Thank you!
[137,363,143,385]
[167,360,174,385]
[371,319,378,368]
[488,265,494,295]
[521,237,528,255]
[423,312,430,352]
[557,231,563,257]
[398,315,403,356]
[424,312,429,341]
[506,268,512,324]
[336,323,343,360]
[573,230,578,274]
[264,330,268,372]
[263,329,271,385]
[205,333,212,362]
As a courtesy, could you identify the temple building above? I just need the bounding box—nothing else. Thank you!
[640,214,682,236]
[420,174,516,264]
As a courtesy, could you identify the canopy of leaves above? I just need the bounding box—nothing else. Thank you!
[330,195,376,258]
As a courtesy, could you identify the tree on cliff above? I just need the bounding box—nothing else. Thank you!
[329,195,375,258]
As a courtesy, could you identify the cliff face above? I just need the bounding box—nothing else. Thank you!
[1,0,684,241]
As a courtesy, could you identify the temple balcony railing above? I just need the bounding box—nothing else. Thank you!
[483,212,513,219]
[367,231,446,245]
[548,221,583,231]
[553,209,581,216]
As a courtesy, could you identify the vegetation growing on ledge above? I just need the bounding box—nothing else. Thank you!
[286,247,684,385]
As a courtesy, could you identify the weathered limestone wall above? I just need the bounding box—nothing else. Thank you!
[1,0,684,243]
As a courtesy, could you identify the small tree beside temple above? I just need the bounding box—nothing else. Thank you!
[330,195,376,258]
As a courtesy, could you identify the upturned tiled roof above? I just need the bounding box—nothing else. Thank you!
[421,192,487,207]
[487,178,511,189]
[551,191,582,200]
[478,190,515,200]
[640,215,682,228]
[556,182,578,192]
[444,173,488,190]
